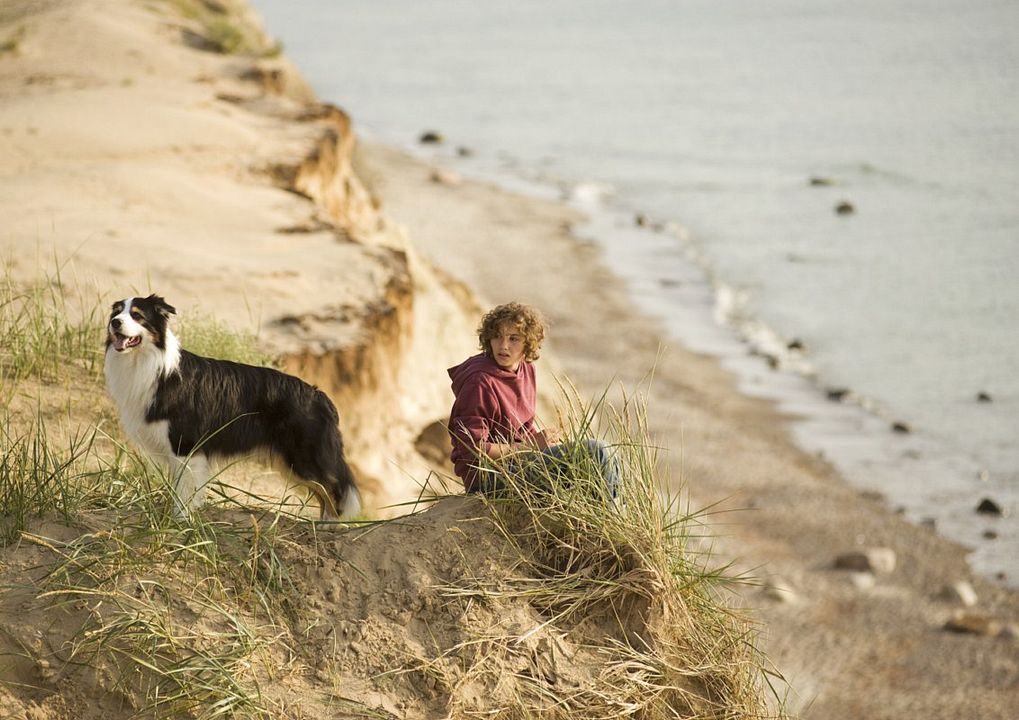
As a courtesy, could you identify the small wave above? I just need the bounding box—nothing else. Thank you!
[712,281,816,377]
[565,181,615,210]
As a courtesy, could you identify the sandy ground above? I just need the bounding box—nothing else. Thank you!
[1,0,1017,717]
[361,144,1019,719]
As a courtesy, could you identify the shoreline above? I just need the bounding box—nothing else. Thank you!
[359,140,1019,718]
[369,134,1017,589]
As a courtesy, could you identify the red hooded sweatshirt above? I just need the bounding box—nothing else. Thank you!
[447,353,537,491]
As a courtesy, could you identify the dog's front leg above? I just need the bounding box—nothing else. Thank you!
[169,454,211,516]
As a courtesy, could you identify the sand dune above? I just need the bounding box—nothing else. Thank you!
[0,1,1016,718]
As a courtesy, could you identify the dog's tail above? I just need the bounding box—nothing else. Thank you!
[328,451,360,519]
[307,453,358,520]
[307,390,362,521]
[337,480,362,519]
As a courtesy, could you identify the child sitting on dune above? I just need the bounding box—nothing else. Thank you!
[446,302,618,498]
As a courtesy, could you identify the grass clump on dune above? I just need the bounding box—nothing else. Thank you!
[413,388,784,719]
[165,0,283,57]
[175,309,276,367]
[0,265,103,393]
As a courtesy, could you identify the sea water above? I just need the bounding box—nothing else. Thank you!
[248,0,1019,584]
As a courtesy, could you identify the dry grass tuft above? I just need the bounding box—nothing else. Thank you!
[406,385,785,718]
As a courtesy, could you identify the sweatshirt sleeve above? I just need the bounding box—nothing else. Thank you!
[449,375,499,454]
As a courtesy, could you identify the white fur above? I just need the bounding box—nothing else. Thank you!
[169,453,211,515]
[340,484,362,518]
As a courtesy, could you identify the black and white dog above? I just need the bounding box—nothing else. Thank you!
[104,294,361,519]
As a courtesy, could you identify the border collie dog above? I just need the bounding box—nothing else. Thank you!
[104,294,361,519]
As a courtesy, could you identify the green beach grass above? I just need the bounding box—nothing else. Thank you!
[165,0,283,57]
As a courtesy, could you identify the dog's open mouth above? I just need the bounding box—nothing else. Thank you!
[111,333,142,351]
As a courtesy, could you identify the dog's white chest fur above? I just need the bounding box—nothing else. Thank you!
[104,340,176,458]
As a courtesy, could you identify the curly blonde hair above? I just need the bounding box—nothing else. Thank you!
[478,302,547,362]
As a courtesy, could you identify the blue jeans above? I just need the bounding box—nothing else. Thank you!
[479,438,620,500]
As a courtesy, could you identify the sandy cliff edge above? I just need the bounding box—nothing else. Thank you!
[0,0,477,513]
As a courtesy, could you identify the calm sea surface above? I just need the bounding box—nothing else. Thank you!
[249,0,1019,583]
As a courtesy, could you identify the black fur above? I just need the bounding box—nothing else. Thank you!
[149,350,357,514]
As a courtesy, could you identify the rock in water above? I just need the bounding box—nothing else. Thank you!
[975,498,1004,516]
[826,387,850,402]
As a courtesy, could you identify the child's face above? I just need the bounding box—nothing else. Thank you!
[490,322,526,371]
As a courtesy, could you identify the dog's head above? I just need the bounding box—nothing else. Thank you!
[107,295,176,353]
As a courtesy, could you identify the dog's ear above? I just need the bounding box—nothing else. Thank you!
[147,294,177,318]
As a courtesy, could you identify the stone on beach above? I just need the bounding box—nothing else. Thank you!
[847,572,877,590]
[762,576,799,604]
[430,168,462,186]
[943,612,1001,637]
[834,547,897,575]
[937,581,979,607]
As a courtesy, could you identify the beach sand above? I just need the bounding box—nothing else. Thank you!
[1,1,1017,717]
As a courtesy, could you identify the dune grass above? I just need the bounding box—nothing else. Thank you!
[0,264,104,394]
[422,386,784,719]
[175,309,276,367]
[165,0,283,57]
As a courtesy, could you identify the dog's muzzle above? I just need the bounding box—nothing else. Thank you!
[109,319,142,352]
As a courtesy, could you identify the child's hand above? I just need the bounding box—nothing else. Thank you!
[534,428,561,450]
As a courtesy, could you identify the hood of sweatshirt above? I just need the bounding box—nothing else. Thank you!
[447,353,521,393]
